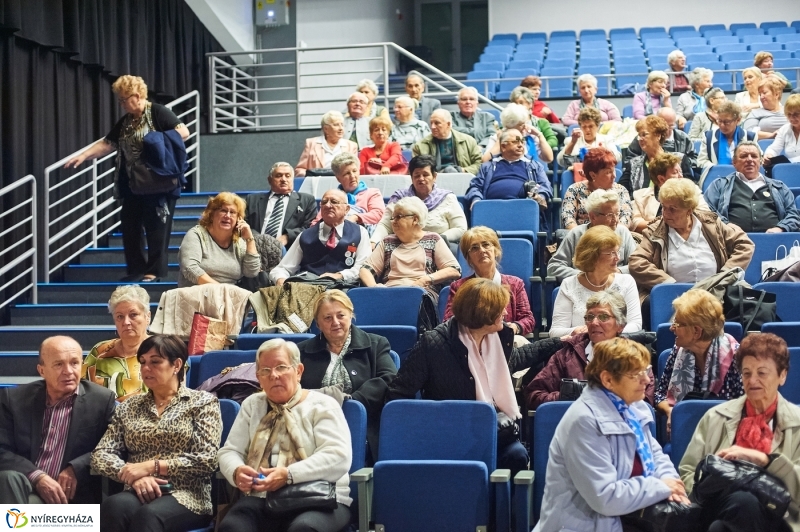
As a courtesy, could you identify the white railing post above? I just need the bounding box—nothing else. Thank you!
[0,175,38,308]
[91,158,98,247]
[295,49,301,129]
[209,55,218,133]
[383,45,390,110]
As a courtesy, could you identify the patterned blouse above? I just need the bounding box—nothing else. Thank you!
[81,338,146,401]
[654,345,745,405]
[560,181,633,229]
[91,386,222,515]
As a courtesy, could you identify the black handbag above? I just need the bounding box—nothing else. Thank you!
[621,501,703,532]
[692,454,792,520]
[722,285,778,332]
[265,480,338,515]
[558,378,587,401]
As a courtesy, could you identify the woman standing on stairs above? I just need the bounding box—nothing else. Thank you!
[65,75,189,283]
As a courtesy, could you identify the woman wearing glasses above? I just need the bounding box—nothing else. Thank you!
[534,338,687,532]
[549,225,642,339]
[696,101,757,183]
[655,289,743,438]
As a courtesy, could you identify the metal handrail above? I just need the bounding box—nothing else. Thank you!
[42,91,200,282]
[0,175,37,308]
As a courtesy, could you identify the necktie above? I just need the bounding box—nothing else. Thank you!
[263,195,285,237]
[326,228,337,249]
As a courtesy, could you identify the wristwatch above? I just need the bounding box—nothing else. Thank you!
[286,469,294,485]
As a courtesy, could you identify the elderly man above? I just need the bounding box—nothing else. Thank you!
[667,50,689,94]
[450,87,498,148]
[465,128,553,230]
[412,109,482,175]
[269,189,371,286]
[343,92,371,148]
[626,107,698,177]
[0,336,115,504]
[245,162,317,248]
[547,189,638,282]
[704,141,800,233]
[405,72,441,123]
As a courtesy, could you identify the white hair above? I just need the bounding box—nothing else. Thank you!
[321,110,344,128]
[500,103,530,128]
[458,86,479,99]
[256,338,301,366]
[356,79,379,96]
[577,74,598,88]
[667,50,685,64]
[394,196,428,227]
[688,68,713,89]
[394,95,418,110]
[108,285,150,314]
[585,189,620,213]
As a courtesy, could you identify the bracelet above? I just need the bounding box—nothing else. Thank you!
[154,459,160,476]
[427,274,434,284]
[244,237,255,243]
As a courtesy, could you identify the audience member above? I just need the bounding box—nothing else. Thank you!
[764,93,800,167]
[358,116,407,175]
[687,87,728,141]
[561,147,633,230]
[412,109,482,174]
[82,285,151,401]
[0,336,115,504]
[64,75,189,283]
[534,338,686,532]
[704,141,800,233]
[678,333,800,532]
[311,153,385,232]
[742,77,788,139]
[550,225,642,339]
[520,75,561,124]
[697,101,756,181]
[92,335,221,532]
[626,108,699,176]
[549,189,637,281]
[754,50,792,90]
[405,71,441,122]
[360,196,461,300]
[355,78,390,120]
[557,107,621,169]
[655,290,743,438]
[632,71,673,119]
[371,155,467,247]
[343,92,371,148]
[390,96,431,150]
[508,86,559,157]
[178,192,260,287]
[675,67,714,127]
[482,103,554,163]
[450,86,498,147]
[629,177,754,300]
[734,67,764,113]
[295,110,358,177]
[561,74,622,126]
[270,189,370,287]
[217,339,353,532]
[666,50,690,94]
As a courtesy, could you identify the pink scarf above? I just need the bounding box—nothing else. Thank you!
[458,324,520,420]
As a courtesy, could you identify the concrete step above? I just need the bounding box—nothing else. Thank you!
[0,327,115,357]
[108,232,186,247]
[35,282,176,304]
[176,192,216,206]
[80,247,180,265]
[0,376,42,386]
[0,353,41,377]
[175,205,205,217]
[172,216,200,232]
[63,264,179,283]
[10,303,159,326]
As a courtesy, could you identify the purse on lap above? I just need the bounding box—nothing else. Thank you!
[265,481,338,515]
[620,500,703,532]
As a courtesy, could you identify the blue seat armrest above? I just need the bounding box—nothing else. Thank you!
[490,468,511,532]
[514,470,535,532]
[352,467,373,532]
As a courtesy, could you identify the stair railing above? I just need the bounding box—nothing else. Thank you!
[0,175,37,307]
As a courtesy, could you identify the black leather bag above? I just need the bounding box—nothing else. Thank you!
[692,454,792,520]
[265,481,338,515]
[621,501,703,532]
[558,378,587,401]
[722,285,778,332]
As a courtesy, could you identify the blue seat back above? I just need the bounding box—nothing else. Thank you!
[533,401,572,520]
[657,348,671,380]
[762,322,800,347]
[701,164,735,193]
[343,399,368,474]
[780,348,800,404]
[218,399,240,445]
[236,333,314,351]
[649,283,694,331]
[670,400,724,467]
[753,282,800,322]
[188,350,256,388]
[358,325,418,363]
[438,285,450,324]
[471,199,540,251]
[745,233,800,284]
[655,322,744,358]
[346,286,424,327]
[772,164,800,187]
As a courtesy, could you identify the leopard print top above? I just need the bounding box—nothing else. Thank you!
[90,386,222,515]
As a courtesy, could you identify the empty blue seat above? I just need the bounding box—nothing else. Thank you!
[508,59,541,71]
[741,35,774,46]
[753,282,800,322]
[701,164,736,193]
[715,46,749,57]
[708,36,741,46]
[580,29,606,38]
[670,400,724,467]
[730,23,757,31]
[761,322,800,346]
[610,28,637,38]
[772,164,800,187]
[513,51,545,63]
[551,30,577,39]
[686,53,721,65]
[347,287,424,327]
[480,52,511,63]
[748,42,784,52]
[670,25,697,35]
[492,33,517,42]
[622,104,634,118]
[700,24,727,33]
[520,32,546,42]
[615,49,646,59]
[703,29,733,39]
[777,33,800,43]
[677,37,709,47]
[580,47,611,57]
[768,27,797,36]
[503,69,533,79]
[473,61,505,71]
[485,44,514,54]
[650,283,694,331]
[761,21,788,29]
[578,65,611,76]
[498,78,523,93]
[735,27,765,36]
[640,26,667,35]
[726,59,754,71]
[770,50,794,60]
[641,37,675,47]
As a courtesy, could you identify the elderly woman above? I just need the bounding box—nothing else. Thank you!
[735,67,764,113]
[65,75,189,283]
[667,50,690,94]
[561,147,633,230]
[371,154,466,246]
[482,100,555,163]
[755,51,792,90]
[527,290,655,409]
[389,277,550,477]
[557,107,621,169]
[298,290,396,459]
[675,68,714,127]
[82,285,151,400]
[356,78,390,120]
[629,177,754,300]
[178,192,260,288]
[687,87,727,142]
[679,333,800,532]
[534,338,688,532]
[765,94,800,168]
[632,71,673,119]
[92,335,222,532]
[520,75,561,124]
[697,101,757,180]
[360,196,460,301]
[294,110,359,177]
[655,290,743,436]
[358,116,407,175]
[218,339,353,532]
[390,96,431,150]
[550,225,642,339]
[742,77,789,139]
[619,115,693,197]
[444,226,535,338]
[561,74,622,126]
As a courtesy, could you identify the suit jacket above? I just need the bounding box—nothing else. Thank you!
[245,190,318,246]
[294,137,358,177]
[0,380,116,503]
[418,96,442,123]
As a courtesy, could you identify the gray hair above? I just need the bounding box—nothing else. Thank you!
[395,95,418,110]
[586,290,628,326]
[646,70,669,88]
[577,74,598,88]
[585,189,620,213]
[704,87,725,107]
[458,86,479,99]
[108,285,150,314]
[667,50,685,64]
[430,109,452,124]
[406,71,425,85]
[347,92,368,104]
[269,162,294,178]
[331,152,359,175]
[321,110,344,128]
[256,338,301,366]
[500,103,529,128]
[509,86,534,105]
[356,79,379,97]
[688,68,713,90]
[500,128,523,144]
[734,140,763,159]
[394,195,428,227]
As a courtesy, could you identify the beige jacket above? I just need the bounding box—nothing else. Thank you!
[679,394,800,531]
[150,284,251,337]
[628,209,754,300]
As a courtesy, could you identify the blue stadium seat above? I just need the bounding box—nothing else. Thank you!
[682,45,715,56]
[669,400,724,467]
[236,333,314,350]
[670,26,698,36]
[677,37,709,47]
[768,27,797,37]
[770,50,795,60]
[640,26,667,36]
[480,52,511,64]
[772,164,800,187]
[507,59,541,71]
[649,283,694,332]
[503,69,533,79]
[512,51,545,63]
[531,402,571,521]
[218,398,240,446]
[484,44,515,55]
[753,281,800,322]
[745,233,800,285]
[357,325,419,363]
[708,36,741,46]
[622,105,634,118]
[781,347,800,403]
[685,53,720,65]
[580,29,606,39]
[614,49,647,60]
[492,33,518,42]
[720,51,752,63]
[700,24,727,33]
[761,21,788,29]
[520,32,547,42]
[610,28,637,39]
[701,164,735,193]
[645,47,677,61]
[578,65,611,76]
[741,35,774,46]
[551,30,577,39]
[735,27,765,37]
[516,45,545,56]
[580,47,611,58]
[498,79,523,94]
[713,43,748,54]
[186,350,255,388]
[793,21,800,31]
[472,200,540,251]
[703,29,733,39]
[761,322,800,347]
[473,61,506,72]
[347,287,424,327]
[748,42,785,53]
[613,39,644,49]
[776,33,800,43]
[730,23,757,31]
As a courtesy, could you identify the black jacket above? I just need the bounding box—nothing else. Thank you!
[298,325,396,457]
[245,190,318,246]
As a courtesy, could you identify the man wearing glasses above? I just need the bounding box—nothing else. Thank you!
[450,87,498,148]
[269,189,370,286]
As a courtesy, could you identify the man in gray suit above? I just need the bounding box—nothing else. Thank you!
[0,336,116,504]
[451,86,498,148]
[406,72,441,123]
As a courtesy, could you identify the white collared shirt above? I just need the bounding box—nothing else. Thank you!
[666,215,718,283]
[261,192,290,234]
[491,269,502,285]
[737,172,767,193]
[319,136,349,168]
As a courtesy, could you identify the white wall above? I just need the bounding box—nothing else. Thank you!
[296,0,414,49]
[185,0,255,59]
[488,0,800,37]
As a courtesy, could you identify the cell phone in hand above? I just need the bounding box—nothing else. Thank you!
[159,482,174,495]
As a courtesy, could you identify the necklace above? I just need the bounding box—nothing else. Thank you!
[583,272,610,289]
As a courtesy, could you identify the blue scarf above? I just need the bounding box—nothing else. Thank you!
[339,181,368,205]
[601,388,656,477]
[711,128,747,165]
[691,92,706,115]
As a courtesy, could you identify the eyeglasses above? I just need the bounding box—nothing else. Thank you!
[717,119,737,126]
[468,241,494,254]
[391,214,415,221]
[320,199,345,206]
[256,365,295,377]
[593,211,620,220]
[583,313,614,323]
[670,321,688,328]
[217,209,238,217]
[787,112,800,119]
[501,137,525,145]
[600,250,620,259]
[118,94,137,104]
[624,365,652,381]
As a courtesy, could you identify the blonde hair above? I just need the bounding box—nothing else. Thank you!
[460,226,502,269]
[313,290,355,321]
[742,66,763,83]
[574,225,621,273]
[659,177,700,210]
[646,70,669,90]
[758,77,784,97]
[785,94,800,116]
[198,192,247,241]
[672,289,724,341]
[585,338,650,388]
[112,75,148,100]
[369,115,393,135]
